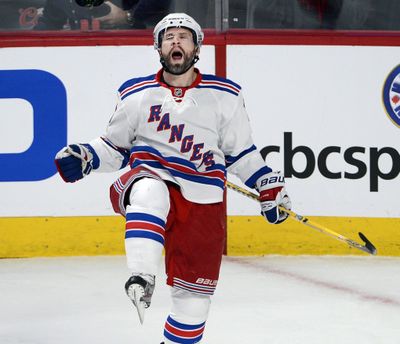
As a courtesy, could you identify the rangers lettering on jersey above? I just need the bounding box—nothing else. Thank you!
[148,104,215,167]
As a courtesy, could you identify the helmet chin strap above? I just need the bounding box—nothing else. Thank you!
[160,55,199,76]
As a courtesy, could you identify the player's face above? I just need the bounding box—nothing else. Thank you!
[160,27,198,75]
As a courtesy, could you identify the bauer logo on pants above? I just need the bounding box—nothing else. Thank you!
[382,64,400,128]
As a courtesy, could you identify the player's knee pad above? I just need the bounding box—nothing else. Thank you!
[164,288,210,343]
[128,177,170,218]
[125,178,170,275]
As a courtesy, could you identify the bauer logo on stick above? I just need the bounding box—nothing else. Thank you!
[382,64,400,128]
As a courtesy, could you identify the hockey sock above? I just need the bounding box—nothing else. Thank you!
[164,316,206,343]
[163,288,211,343]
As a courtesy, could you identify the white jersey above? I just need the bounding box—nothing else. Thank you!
[89,68,271,204]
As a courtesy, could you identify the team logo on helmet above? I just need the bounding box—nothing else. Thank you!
[382,64,400,128]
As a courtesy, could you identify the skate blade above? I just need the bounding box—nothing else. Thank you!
[127,285,146,325]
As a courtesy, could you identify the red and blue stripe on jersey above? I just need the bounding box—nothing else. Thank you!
[225,144,272,187]
[196,74,241,96]
[118,74,160,101]
[164,316,206,344]
[129,145,226,190]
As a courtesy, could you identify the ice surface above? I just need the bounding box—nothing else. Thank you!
[1,255,399,344]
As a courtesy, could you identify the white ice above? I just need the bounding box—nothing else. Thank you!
[1,255,400,344]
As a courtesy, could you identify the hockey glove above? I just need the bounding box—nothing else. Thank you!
[256,171,292,224]
[55,144,97,183]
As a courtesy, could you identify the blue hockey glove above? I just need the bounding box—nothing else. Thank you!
[256,171,291,224]
[55,144,97,183]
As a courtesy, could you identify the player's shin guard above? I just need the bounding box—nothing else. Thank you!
[163,288,211,343]
[125,177,170,276]
[124,178,170,323]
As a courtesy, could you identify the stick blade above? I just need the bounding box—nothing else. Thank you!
[358,232,377,255]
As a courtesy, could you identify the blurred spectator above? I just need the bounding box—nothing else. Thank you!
[229,0,296,29]
[130,0,171,29]
[229,0,400,30]
[0,0,45,30]
[297,0,343,29]
[33,0,171,30]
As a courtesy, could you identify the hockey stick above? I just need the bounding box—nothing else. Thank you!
[226,181,377,255]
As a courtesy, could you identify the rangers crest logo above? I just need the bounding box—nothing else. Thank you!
[382,64,400,128]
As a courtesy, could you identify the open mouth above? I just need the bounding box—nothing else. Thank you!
[171,50,183,61]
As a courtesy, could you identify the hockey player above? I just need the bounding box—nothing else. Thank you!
[55,13,291,344]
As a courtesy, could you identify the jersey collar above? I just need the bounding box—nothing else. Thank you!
[156,68,202,99]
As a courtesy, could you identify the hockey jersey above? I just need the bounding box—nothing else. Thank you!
[89,68,271,204]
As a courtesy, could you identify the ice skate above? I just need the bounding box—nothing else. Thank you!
[125,274,155,324]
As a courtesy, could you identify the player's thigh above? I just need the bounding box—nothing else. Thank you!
[165,190,225,294]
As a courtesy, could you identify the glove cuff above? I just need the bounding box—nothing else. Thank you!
[256,171,285,189]
[259,187,282,201]
[81,143,100,170]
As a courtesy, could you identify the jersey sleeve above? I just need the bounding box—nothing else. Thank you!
[87,96,135,172]
[220,92,272,188]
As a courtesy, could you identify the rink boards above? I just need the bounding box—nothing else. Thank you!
[0,215,399,257]
[0,37,399,257]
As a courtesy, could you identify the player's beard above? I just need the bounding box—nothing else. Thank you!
[162,48,197,75]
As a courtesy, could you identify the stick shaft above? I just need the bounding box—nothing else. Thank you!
[226,181,374,254]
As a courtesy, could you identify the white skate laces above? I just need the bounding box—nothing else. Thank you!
[125,274,155,324]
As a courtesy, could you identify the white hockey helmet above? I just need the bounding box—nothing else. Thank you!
[153,13,204,50]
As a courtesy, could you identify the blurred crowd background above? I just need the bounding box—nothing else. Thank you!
[1,0,400,31]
